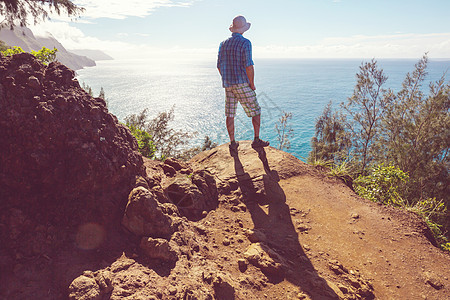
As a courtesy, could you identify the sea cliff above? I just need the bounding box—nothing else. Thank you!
[0,53,449,300]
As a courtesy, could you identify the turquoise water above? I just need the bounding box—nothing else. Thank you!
[76,58,450,160]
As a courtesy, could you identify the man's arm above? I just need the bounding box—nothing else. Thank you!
[246,65,255,90]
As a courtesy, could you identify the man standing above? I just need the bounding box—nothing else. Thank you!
[217,15,269,155]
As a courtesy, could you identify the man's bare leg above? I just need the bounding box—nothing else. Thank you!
[251,114,269,148]
[226,116,235,142]
[227,116,239,155]
[252,114,261,140]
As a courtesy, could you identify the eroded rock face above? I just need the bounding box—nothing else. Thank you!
[0,53,145,221]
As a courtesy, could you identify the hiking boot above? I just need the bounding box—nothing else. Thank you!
[251,138,270,149]
[229,141,239,156]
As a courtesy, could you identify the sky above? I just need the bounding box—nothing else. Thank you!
[29,0,450,60]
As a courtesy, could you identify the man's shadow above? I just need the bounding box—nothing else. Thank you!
[233,149,339,299]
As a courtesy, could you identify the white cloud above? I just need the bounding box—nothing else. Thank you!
[27,0,211,59]
[30,21,84,43]
[134,33,151,37]
[254,33,450,59]
[29,21,216,60]
[29,17,450,60]
[29,21,126,56]
[72,0,195,20]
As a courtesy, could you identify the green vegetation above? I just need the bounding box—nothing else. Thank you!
[342,59,389,173]
[408,198,449,249]
[31,47,58,65]
[82,82,106,99]
[126,124,156,158]
[82,82,94,96]
[309,54,450,251]
[1,45,23,56]
[354,164,408,206]
[80,85,215,160]
[0,0,83,28]
[125,107,217,160]
[1,46,58,65]
[310,101,350,164]
[125,107,192,160]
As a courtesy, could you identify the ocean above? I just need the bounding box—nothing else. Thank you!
[76,58,450,160]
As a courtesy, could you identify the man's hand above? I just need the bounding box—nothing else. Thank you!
[246,65,256,91]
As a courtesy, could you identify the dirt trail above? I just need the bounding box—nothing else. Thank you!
[189,141,450,299]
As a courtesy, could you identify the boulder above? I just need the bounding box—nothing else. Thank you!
[68,275,101,300]
[244,229,267,243]
[162,169,218,220]
[122,186,178,238]
[68,270,113,300]
[212,272,236,300]
[140,237,178,262]
[244,242,284,276]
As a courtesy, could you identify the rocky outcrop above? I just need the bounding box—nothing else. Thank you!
[244,242,285,276]
[0,52,146,283]
[0,52,149,299]
[1,53,450,300]
[0,53,144,219]
[162,169,218,221]
[0,53,221,299]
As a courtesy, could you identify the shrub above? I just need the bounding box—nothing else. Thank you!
[354,164,408,206]
[126,124,156,158]
[124,107,195,160]
[31,47,58,65]
[1,46,58,65]
[308,101,350,165]
[408,198,449,250]
[1,46,24,56]
[275,111,294,150]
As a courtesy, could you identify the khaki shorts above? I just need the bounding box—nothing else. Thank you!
[225,83,261,118]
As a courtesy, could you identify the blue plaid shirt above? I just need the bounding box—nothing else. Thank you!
[217,33,254,88]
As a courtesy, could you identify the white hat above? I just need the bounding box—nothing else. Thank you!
[229,15,251,34]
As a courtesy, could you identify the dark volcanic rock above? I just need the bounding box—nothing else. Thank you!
[0,53,148,299]
[0,52,145,225]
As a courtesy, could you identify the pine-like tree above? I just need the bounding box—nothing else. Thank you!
[342,59,389,173]
[0,0,83,28]
[309,101,350,164]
